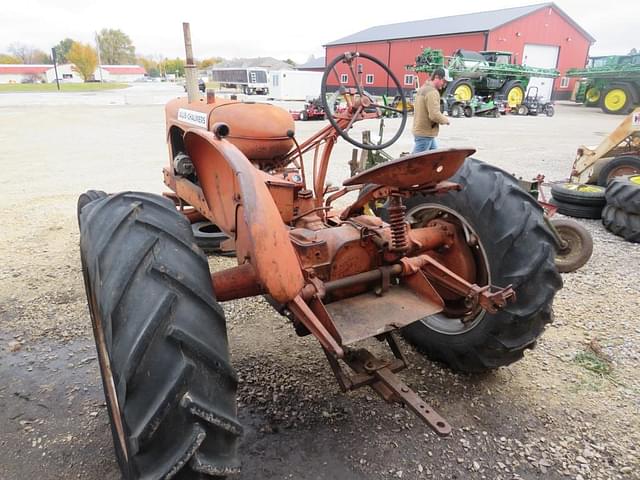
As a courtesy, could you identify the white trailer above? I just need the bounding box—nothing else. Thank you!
[268,70,323,100]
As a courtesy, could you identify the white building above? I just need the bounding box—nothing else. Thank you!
[0,64,146,84]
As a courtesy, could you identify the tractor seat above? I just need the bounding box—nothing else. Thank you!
[343,148,476,189]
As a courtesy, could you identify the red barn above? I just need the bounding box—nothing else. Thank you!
[324,2,594,100]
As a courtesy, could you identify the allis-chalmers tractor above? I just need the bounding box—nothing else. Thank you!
[78,26,561,479]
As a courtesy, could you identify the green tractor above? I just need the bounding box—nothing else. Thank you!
[568,54,640,115]
[413,48,559,108]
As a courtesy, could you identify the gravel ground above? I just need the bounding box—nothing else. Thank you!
[0,88,639,479]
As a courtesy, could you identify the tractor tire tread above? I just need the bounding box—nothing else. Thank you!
[399,158,562,373]
[602,205,640,243]
[605,174,640,213]
[79,191,240,479]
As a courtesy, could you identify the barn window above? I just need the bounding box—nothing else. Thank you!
[62,73,72,79]
[560,77,570,88]
[365,74,374,84]
[404,74,415,86]
[340,73,348,83]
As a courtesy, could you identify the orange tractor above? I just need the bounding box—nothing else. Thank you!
[77,26,561,479]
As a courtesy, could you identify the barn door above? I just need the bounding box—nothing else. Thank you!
[522,44,559,101]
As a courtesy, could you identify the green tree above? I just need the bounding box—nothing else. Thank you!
[97,28,136,64]
[53,38,74,63]
[137,55,160,77]
[163,57,185,77]
[284,58,296,67]
[0,53,22,64]
[67,41,98,81]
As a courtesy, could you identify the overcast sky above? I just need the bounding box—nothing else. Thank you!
[2,0,638,63]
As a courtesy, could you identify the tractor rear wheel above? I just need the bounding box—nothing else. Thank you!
[501,80,525,108]
[396,158,562,373]
[79,192,241,479]
[601,85,632,114]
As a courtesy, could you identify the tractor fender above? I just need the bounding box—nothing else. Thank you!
[184,128,304,304]
[608,82,640,104]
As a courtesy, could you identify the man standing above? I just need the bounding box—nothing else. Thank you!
[412,68,452,153]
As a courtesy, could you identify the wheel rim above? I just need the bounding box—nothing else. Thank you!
[608,166,640,181]
[406,204,491,335]
[81,256,129,463]
[554,226,584,268]
[604,89,627,112]
[454,84,473,101]
[562,183,604,193]
[507,87,524,107]
[585,87,600,103]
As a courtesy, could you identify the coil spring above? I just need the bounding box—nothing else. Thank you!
[388,197,408,251]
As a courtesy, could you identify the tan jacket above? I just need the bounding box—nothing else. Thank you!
[412,81,449,137]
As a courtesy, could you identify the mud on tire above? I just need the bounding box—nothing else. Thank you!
[79,191,241,479]
[398,158,562,373]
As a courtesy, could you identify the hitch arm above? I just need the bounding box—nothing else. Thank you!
[401,254,515,314]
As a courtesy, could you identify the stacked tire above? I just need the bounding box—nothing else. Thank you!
[602,175,640,243]
[550,183,606,219]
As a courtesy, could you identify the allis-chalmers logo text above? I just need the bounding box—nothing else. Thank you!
[177,108,208,129]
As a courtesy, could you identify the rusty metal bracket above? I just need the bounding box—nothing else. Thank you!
[323,338,451,436]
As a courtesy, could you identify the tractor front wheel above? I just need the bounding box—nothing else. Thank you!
[398,159,562,372]
[79,191,241,479]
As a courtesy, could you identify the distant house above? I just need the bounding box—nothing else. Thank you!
[0,65,54,83]
[297,57,325,72]
[0,64,146,84]
[96,65,147,82]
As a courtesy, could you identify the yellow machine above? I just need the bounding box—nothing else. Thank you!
[571,107,640,185]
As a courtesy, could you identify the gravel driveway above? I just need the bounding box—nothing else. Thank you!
[0,88,638,479]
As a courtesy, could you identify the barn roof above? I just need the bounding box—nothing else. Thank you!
[325,3,594,46]
[0,65,51,74]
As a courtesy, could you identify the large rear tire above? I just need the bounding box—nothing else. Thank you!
[79,191,241,479]
[601,85,632,114]
[398,159,562,373]
[602,205,640,243]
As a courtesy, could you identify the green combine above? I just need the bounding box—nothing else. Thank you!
[567,54,640,114]
[413,48,559,108]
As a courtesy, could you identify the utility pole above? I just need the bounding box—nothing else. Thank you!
[95,32,103,82]
[51,47,60,91]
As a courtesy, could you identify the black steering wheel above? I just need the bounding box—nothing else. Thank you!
[321,52,408,150]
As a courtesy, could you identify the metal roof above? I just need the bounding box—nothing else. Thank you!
[297,57,325,69]
[325,3,594,46]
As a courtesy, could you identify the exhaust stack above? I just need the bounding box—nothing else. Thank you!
[183,22,199,103]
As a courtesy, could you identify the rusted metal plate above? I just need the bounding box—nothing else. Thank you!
[325,284,443,346]
[343,148,475,188]
[184,129,304,304]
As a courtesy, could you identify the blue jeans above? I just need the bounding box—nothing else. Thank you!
[413,136,438,153]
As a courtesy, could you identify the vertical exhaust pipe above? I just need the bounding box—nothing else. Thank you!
[183,22,199,103]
